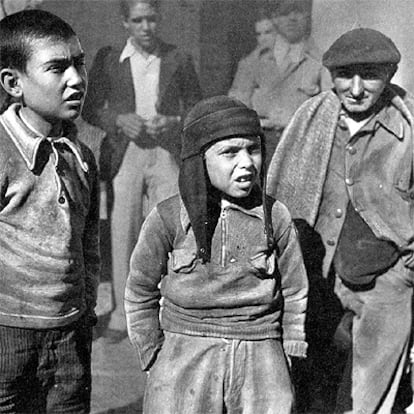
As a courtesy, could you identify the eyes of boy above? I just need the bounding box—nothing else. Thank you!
[218,145,261,158]
[47,56,85,73]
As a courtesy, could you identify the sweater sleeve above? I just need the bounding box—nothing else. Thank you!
[273,201,309,358]
[125,206,172,371]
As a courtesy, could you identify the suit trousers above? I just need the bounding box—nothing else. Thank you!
[334,259,413,414]
[144,332,294,414]
[109,142,178,331]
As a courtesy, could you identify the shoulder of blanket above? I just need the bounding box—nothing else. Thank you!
[294,89,337,116]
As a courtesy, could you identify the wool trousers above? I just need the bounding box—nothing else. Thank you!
[334,259,413,414]
[144,332,294,414]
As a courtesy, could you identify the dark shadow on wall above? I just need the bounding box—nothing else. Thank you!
[199,0,271,97]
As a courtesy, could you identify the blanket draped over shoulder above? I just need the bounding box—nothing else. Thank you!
[266,87,414,229]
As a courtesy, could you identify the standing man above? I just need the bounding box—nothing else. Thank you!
[83,0,202,343]
[229,0,329,159]
[267,28,414,413]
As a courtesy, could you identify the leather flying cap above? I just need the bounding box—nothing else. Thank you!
[181,96,262,160]
[322,28,401,69]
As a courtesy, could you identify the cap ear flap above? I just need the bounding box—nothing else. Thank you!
[0,68,23,99]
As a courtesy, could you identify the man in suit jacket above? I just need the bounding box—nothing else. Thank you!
[83,0,202,343]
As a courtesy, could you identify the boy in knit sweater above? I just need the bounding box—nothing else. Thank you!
[125,96,308,413]
[0,10,99,413]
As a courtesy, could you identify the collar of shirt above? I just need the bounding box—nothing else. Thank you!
[339,100,405,140]
[0,103,88,172]
[119,37,159,63]
[179,193,265,234]
[273,34,304,65]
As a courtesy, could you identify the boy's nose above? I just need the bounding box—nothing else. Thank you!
[66,66,86,88]
[237,150,254,167]
[350,75,364,98]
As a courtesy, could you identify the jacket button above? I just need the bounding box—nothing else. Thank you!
[327,239,335,246]
[345,177,354,186]
[335,208,343,218]
[58,196,66,204]
[347,146,357,155]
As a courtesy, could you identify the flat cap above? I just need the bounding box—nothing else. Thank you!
[322,28,401,69]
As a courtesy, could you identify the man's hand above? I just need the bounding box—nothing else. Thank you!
[116,113,146,140]
[145,115,180,138]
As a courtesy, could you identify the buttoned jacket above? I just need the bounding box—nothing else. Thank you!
[82,40,202,176]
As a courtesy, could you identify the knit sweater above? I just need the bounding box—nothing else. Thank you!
[0,104,100,328]
[125,193,308,371]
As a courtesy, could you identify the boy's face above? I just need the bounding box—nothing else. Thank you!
[204,136,262,199]
[123,2,158,53]
[17,36,87,130]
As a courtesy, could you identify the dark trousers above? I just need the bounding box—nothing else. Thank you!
[0,318,92,414]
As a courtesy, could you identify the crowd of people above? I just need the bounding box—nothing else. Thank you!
[0,0,413,413]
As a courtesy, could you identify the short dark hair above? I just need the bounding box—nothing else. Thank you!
[119,0,159,21]
[0,9,77,73]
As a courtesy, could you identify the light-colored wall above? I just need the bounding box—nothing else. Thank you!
[312,0,414,92]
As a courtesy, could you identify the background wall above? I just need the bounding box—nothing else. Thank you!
[40,0,414,96]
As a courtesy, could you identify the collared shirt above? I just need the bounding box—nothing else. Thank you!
[2,105,89,173]
[120,37,161,120]
[0,103,100,329]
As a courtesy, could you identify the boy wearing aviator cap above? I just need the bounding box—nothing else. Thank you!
[125,96,308,413]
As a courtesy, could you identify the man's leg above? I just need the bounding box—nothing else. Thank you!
[42,319,93,414]
[145,146,179,215]
[335,260,413,414]
[0,325,40,413]
[108,143,147,336]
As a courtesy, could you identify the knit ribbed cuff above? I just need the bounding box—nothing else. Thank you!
[283,340,308,358]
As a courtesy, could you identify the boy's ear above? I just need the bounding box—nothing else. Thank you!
[0,68,23,99]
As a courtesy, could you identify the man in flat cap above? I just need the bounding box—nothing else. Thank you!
[267,28,414,413]
[82,0,202,343]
